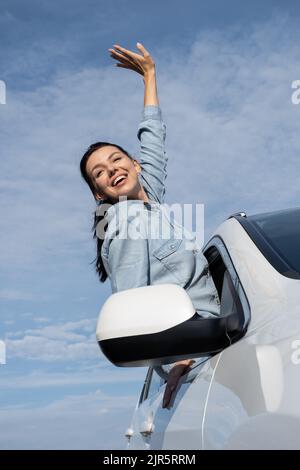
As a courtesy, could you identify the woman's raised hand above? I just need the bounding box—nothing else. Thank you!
[108,42,155,78]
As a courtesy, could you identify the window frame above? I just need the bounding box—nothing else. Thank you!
[203,235,251,333]
[138,367,165,405]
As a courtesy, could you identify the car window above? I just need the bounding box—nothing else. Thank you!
[203,236,251,334]
[249,208,300,278]
[139,367,165,404]
[234,208,300,279]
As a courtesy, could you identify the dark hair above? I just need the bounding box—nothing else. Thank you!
[80,142,135,283]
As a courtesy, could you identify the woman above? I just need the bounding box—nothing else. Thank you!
[80,42,221,408]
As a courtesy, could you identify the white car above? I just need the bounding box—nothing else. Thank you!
[97,207,300,450]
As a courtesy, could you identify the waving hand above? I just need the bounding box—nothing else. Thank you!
[108,42,155,79]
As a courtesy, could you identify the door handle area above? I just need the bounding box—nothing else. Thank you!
[139,420,154,437]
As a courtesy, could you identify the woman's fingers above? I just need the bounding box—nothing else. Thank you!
[109,50,143,75]
[115,63,143,76]
[112,44,142,61]
[162,360,195,409]
[136,42,150,57]
[109,48,136,66]
[108,43,155,76]
[109,47,145,76]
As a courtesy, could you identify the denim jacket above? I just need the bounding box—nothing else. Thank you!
[101,105,220,318]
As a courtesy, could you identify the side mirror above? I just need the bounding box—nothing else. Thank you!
[96,284,196,366]
[96,273,247,367]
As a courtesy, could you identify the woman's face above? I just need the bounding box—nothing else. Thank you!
[86,145,144,203]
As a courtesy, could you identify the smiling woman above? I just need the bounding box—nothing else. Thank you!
[79,42,221,409]
[80,140,147,282]
[85,145,149,204]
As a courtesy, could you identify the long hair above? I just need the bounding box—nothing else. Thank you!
[80,142,135,283]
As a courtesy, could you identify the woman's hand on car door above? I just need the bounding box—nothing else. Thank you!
[162,359,195,409]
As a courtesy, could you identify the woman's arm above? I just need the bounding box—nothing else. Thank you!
[108,42,159,107]
[143,67,159,106]
[137,104,167,204]
[108,43,167,203]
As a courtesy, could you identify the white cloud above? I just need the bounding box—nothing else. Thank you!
[7,335,99,362]
[0,389,138,449]
[156,13,300,234]
[31,317,51,323]
[0,289,37,301]
[6,319,100,361]
[0,366,146,389]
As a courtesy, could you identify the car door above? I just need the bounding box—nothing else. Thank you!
[201,236,253,449]
[128,235,250,450]
[149,356,222,450]
[127,355,221,450]
[126,367,165,449]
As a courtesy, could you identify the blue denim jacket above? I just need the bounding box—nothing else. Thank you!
[101,105,220,318]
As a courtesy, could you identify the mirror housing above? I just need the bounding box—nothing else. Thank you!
[96,273,247,367]
[97,284,196,366]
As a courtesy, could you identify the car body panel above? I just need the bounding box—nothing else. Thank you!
[128,356,220,449]
[125,214,300,449]
[204,321,300,449]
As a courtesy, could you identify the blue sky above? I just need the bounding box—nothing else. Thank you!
[1,0,300,449]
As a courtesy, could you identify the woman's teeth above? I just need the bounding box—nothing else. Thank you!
[113,175,127,186]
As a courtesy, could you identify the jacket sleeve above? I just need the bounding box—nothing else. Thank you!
[137,105,168,204]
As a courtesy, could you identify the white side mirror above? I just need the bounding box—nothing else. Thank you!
[96,284,196,366]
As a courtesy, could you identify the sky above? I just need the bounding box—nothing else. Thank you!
[1,0,300,450]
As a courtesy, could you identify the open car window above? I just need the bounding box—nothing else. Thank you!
[139,367,165,404]
[203,236,251,337]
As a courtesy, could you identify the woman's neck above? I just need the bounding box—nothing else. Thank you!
[136,185,149,203]
[108,185,149,205]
